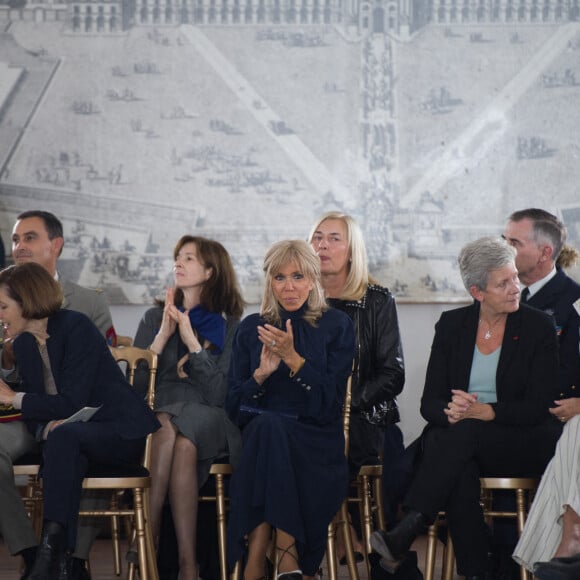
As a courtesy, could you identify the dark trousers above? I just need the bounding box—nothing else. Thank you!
[41,421,145,550]
[404,419,561,576]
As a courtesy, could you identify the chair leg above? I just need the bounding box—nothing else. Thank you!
[231,559,241,580]
[144,492,159,580]
[133,487,159,580]
[110,492,122,576]
[515,489,530,580]
[424,522,438,580]
[339,501,360,580]
[326,517,338,580]
[359,474,373,578]
[442,533,454,580]
[371,474,386,532]
[215,474,229,580]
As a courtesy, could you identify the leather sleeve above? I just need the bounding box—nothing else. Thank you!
[356,291,405,410]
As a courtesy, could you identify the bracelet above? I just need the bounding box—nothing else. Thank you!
[289,357,305,378]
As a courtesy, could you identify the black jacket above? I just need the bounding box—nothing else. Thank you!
[329,284,405,422]
[421,301,559,427]
[525,268,580,398]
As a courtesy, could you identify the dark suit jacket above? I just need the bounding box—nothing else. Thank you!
[14,309,159,440]
[420,302,559,428]
[526,268,580,397]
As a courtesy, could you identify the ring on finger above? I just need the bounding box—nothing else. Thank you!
[271,340,276,347]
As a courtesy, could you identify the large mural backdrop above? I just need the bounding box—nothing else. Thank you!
[1,0,579,304]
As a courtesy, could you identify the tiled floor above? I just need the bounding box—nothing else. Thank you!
[0,534,455,580]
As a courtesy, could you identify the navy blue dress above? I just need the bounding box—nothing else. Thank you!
[226,305,355,575]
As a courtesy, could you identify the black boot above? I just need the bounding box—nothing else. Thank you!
[27,520,67,580]
[69,557,91,580]
[370,510,426,570]
[57,551,72,580]
[18,546,38,580]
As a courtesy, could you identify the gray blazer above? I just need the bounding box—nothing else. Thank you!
[61,277,115,339]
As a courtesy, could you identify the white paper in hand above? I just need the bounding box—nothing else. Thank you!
[60,405,103,425]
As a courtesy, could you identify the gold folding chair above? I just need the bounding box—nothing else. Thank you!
[424,477,539,580]
[198,462,240,580]
[79,346,159,580]
[325,374,363,580]
[13,460,43,538]
[116,335,134,347]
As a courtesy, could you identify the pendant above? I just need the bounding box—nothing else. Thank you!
[484,330,492,340]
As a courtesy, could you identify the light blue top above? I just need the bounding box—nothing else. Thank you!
[468,346,501,403]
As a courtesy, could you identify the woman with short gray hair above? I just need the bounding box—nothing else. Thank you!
[371,236,562,579]
[458,237,517,292]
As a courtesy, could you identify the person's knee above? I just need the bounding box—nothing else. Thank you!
[174,434,196,456]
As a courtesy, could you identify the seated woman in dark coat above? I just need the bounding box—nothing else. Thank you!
[0,262,160,580]
[371,237,562,579]
[226,240,355,580]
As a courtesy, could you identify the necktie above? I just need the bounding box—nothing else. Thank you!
[521,287,530,302]
[38,343,58,395]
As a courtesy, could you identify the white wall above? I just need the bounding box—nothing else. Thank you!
[111,301,465,446]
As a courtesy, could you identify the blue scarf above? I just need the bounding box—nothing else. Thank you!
[180,304,226,354]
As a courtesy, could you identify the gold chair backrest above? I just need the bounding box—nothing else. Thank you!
[116,335,134,347]
[342,373,353,458]
[109,345,158,469]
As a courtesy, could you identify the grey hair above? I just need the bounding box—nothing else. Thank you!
[508,208,566,259]
[458,237,516,292]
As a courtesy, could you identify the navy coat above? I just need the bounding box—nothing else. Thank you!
[525,268,580,398]
[14,309,159,441]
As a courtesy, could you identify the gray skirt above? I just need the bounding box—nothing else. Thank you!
[155,385,241,488]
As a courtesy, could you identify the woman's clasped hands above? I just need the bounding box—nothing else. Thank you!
[445,389,495,424]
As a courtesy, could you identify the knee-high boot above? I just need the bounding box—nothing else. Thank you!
[26,520,67,580]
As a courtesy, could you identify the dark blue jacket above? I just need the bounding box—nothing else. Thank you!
[526,268,580,398]
[14,309,160,440]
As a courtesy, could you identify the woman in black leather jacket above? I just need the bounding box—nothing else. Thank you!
[309,211,405,558]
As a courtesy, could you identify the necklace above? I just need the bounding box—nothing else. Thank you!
[479,317,503,340]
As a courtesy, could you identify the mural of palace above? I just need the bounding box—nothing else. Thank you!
[2,0,577,36]
[2,0,580,304]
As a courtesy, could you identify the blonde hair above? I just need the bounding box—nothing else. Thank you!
[260,240,327,327]
[308,211,377,301]
[557,245,580,269]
